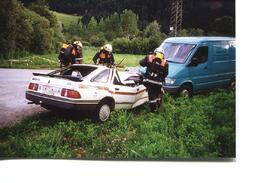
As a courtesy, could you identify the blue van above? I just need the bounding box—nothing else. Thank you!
[159,37,235,96]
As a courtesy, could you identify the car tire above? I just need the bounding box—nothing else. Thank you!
[95,101,111,122]
[179,85,192,98]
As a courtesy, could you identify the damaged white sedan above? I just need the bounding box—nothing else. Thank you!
[26,64,148,121]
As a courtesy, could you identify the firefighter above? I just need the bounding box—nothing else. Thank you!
[59,41,83,68]
[139,47,168,112]
[58,41,70,68]
[93,44,115,67]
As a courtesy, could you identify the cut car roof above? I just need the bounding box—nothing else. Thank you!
[164,37,235,44]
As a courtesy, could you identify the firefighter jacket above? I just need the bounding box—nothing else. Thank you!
[93,49,115,65]
[58,43,69,61]
[139,54,168,85]
[63,44,83,64]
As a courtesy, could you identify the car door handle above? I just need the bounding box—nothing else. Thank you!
[115,88,119,91]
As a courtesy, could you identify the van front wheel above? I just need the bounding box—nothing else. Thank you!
[179,85,192,98]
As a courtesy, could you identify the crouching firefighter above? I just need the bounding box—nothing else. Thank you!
[93,44,115,67]
[139,47,168,112]
[58,41,83,68]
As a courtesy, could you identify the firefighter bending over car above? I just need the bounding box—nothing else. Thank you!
[139,47,168,112]
[93,44,115,67]
[58,41,83,68]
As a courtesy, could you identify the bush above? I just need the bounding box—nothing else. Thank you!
[89,34,106,47]
[112,37,130,54]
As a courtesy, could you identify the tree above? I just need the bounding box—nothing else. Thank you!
[103,12,122,41]
[88,17,98,35]
[120,9,139,39]
[178,28,205,36]
[0,0,19,58]
[143,21,166,52]
[210,16,235,36]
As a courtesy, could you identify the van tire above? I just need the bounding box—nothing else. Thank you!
[228,78,235,91]
[179,85,192,98]
[95,101,111,122]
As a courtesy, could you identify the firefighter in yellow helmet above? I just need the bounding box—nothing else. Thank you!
[139,47,168,112]
[93,44,115,67]
[59,41,83,68]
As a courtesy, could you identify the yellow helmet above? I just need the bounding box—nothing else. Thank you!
[154,47,165,60]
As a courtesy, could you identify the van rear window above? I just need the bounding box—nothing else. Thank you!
[161,42,195,64]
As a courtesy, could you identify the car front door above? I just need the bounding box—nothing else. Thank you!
[110,70,138,109]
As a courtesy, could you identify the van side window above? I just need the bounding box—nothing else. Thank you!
[213,43,230,61]
[192,46,208,64]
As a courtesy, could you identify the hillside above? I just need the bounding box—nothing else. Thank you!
[53,11,81,27]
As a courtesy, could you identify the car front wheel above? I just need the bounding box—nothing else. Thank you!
[96,101,111,122]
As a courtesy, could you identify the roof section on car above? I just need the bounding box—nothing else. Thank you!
[164,37,235,44]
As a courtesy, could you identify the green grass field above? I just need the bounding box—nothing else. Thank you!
[0,91,235,159]
[53,11,81,27]
[0,47,144,69]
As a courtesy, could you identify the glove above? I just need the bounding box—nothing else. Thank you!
[161,88,165,94]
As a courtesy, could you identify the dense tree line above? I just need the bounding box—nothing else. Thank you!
[1,0,235,58]
[45,0,235,34]
[0,0,64,58]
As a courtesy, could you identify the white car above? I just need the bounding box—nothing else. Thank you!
[26,64,148,121]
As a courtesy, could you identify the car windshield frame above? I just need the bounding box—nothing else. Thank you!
[161,42,196,64]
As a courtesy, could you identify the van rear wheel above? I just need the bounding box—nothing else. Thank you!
[179,85,192,98]
[228,79,235,91]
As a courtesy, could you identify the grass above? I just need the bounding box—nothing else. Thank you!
[53,11,81,27]
[0,47,144,69]
[0,91,235,159]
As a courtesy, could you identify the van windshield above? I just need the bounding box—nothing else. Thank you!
[161,42,195,64]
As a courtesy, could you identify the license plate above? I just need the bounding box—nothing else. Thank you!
[42,85,60,96]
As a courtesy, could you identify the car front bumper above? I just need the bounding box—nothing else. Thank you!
[26,91,99,111]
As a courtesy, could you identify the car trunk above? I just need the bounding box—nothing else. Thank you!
[31,75,79,98]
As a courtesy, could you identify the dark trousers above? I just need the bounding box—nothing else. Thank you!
[145,83,163,112]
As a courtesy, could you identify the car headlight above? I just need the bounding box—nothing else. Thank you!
[165,78,176,85]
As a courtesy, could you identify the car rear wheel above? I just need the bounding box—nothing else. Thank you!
[96,101,111,122]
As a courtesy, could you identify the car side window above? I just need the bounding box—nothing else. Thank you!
[113,75,122,85]
[192,46,208,64]
[92,69,110,83]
